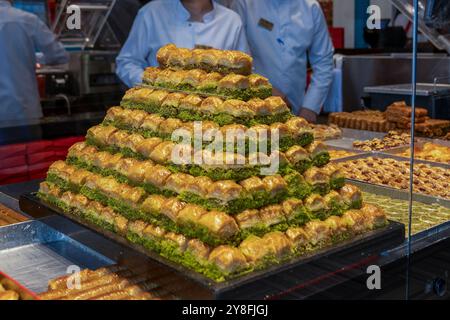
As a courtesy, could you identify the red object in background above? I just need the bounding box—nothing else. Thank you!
[0,143,27,160]
[37,74,46,99]
[26,140,54,154]
[329,27,345,49]
[0,136,85,185]
[0,155,27,170]
[47,0,57,24]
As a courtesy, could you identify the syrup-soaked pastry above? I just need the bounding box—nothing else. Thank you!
[164,232,188,252]
[218,74,249,90]
[143,164,171,188]
[143,224,167,241]
[185,176,213,198]
[239,176,265,194]
[186,239,211,261]
[141,194,166,215]
[259,204,285,227]
[176,204,207,225]
[197,211,239,238]
[160,198,186,222]
[235,209,262,230]
[281,198,304,221]
[149,141,175,163]
[207,180,243,202]
[208,245,248,273]
[239,235,272,262]
[262,175,288,197]
[264,96,289,114]
[247,98,271,115]
[304,194,327,213]
[285,227,310,249]
[263,231,292,258]
[304,220,331,246]
[199,96,223,114]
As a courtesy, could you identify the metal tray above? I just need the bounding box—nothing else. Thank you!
[0,220,114,294]
[325,129,387,151]
[19,192,405,299]
[380,142,450,168]
[353,181,450,237]
[334,152,450,203]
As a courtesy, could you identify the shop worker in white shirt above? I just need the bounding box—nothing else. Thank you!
[229,0,334,123]
[0,0,68,121]
[116,0,250,88]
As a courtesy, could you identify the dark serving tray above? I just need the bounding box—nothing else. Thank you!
[20,192,405,299]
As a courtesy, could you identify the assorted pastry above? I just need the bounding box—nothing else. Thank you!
[142,67,272,101]
[328,149,357,160]
[363,192,450,235]
[352,131,411,151]
[328,110,395,132]
[157,43,253,75]
[84,126,330,181]
[39,265,184,300]
[338,157,450,199]
[39,182,385,282]
[397,142,450,164]
[310,124,342,141]
[38,45,389,283]
[121,87,289,126]
[104,105,314,151]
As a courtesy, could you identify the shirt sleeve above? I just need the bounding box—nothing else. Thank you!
[32,17,69,65]
[116,10,152,88]
[302,3,334,114]
[233,21,250,54]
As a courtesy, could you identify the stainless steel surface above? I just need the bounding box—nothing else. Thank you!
[341,54,450,111]
[68,51,120,96]
[325,128,387,150]
[364,83,450,96]
[0,220,114,293]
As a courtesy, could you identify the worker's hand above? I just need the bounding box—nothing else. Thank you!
[272,87,292,109]
[298,108,318,124]
[36,63,42,70]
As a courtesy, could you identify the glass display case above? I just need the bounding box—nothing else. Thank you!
[0,0,449,301]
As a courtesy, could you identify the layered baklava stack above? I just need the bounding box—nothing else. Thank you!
[38,44,387,282]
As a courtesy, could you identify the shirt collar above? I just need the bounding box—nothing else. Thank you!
[176,0,217,23]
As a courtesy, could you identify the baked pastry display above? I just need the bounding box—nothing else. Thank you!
[311,124,342,141]
[0,276,35,300]
[385,101,429,128]
[121,87,289,126]
[352,131,411,151]
[39,265,184,300]
[328,149,357,160]
[338,156,450,199]
[398,142,450,164]
[363,192,450,235]
[0,203,27,226]
[328,110,395,132]
[157,44,253,75]
[143,67,272,101]
[38,46,387,282]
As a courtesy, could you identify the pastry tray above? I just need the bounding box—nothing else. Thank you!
[351,181,450,241]
[0,220,114,294]
[0,270,39,300]
[19,192,405,299]
[380,142,450,168]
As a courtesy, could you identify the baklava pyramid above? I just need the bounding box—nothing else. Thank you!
[38,44,387,282]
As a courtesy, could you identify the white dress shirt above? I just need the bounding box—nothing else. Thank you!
[0,0,68,121]
[116,0,250,88]
[231,0,334,114]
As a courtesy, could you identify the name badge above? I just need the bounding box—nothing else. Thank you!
[258,18,274,31]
